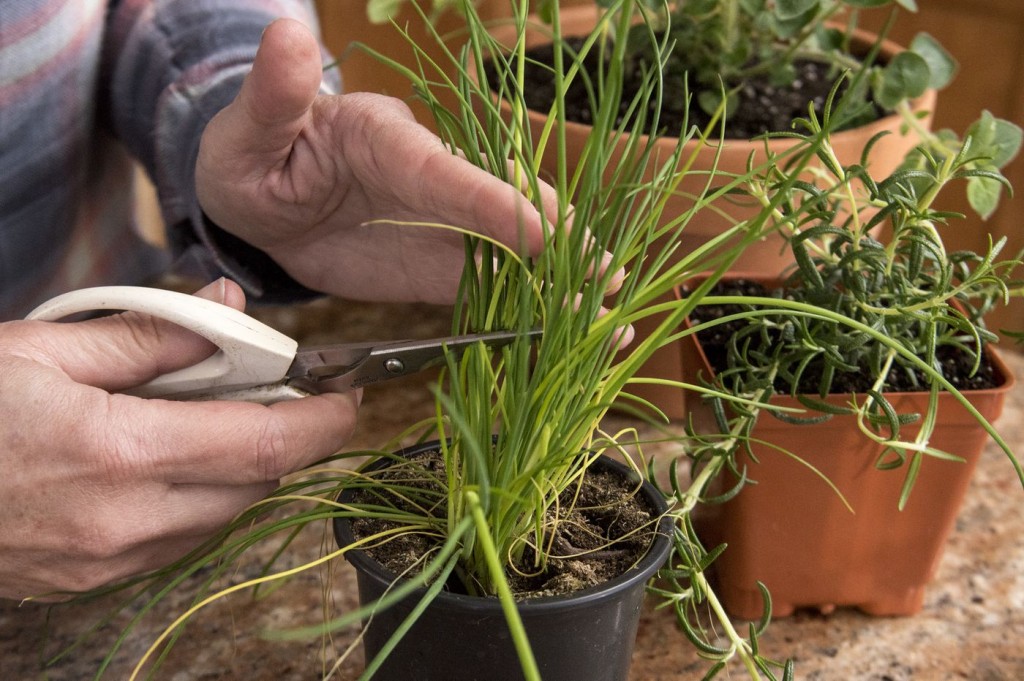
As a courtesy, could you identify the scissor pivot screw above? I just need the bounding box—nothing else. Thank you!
[383,358,405,374]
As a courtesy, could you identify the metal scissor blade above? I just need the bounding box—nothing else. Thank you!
[287,328,542,392]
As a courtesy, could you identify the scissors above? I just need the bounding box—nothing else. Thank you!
[26,286,540,404]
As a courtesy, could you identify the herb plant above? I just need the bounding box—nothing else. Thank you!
[616,0,956,132]
[682,87,1023,509]
[365,0,958,135]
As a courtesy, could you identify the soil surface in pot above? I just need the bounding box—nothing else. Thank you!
[347,448,660,599]
[689,279,1000,394]
[485,37,885,139]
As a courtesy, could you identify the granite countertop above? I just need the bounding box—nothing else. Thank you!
[2,297,1022,680]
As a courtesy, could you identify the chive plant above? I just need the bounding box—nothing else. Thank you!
[339,0,804,676]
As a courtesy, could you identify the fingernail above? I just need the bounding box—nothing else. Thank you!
[194,277,227,302]
[213,277,227,302]
[600,252,626,294]
[608,266,627,294]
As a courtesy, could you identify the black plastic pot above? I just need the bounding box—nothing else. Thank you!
[333,442,673,681]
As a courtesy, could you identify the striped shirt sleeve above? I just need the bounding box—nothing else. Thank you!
[102,0,340,302]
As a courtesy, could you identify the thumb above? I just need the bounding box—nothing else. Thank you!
[203,18,324,169]
[35,279,248,391]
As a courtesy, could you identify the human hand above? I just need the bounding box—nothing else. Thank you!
[196,19,604,304]
[0,279,358,601]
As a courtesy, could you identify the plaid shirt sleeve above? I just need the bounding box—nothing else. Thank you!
[0,0,337,320]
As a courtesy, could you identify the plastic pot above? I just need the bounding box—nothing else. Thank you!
[334,443,673,681]
[679,277,1017,618]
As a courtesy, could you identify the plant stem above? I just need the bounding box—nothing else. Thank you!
[696,571,764,677]
[465,490,540,681]
[721,0,739,59]
[676,447,729,515]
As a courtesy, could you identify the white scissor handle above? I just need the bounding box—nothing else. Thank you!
[26,286,302,402]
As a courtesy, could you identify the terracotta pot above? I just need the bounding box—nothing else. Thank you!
[333,443,674,681]
[482,6,936,273]
[678,278,1016,619]
[478,7,937,420]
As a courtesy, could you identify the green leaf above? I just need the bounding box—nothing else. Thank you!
[909,33,957,90]
[769,62,798,87]
[873,51,931,109]
[815,26,845,52]
[775,0,818,21]
[796,394,856,416]
[699,0,723,11]
[967,176,1004,220]
[366,0,404,23]
[698,90,739,119]
[966,111,1024,169]
[773,6,819,37]
[898,451,924,510]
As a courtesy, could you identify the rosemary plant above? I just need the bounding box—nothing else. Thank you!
[682,88,1023,510]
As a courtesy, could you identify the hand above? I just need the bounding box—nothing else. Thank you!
[195,18,565,304]
[0,279,358,601]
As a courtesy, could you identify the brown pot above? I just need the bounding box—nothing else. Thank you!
[480,6,937,420]
[678,278,1016,619]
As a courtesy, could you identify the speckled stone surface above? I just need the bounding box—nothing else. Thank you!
[2,297,1022,680]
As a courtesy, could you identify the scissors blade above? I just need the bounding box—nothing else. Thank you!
[287,329,541,392]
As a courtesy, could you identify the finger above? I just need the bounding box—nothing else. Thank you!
[26,279,248,391]
[104,391,360,486]
[581,233,627,295]
[28,481,278,596]
[605,310,635,349]
[566,291,635,349]
[500,160,625,292]
[418,151,550,257]
[106,481,279,546]
[95,482,279,586]
[202,18,323,171]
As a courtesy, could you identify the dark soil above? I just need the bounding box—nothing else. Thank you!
[347,448,659,599]
[689,279,1001,394]
[486,37,883,139]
